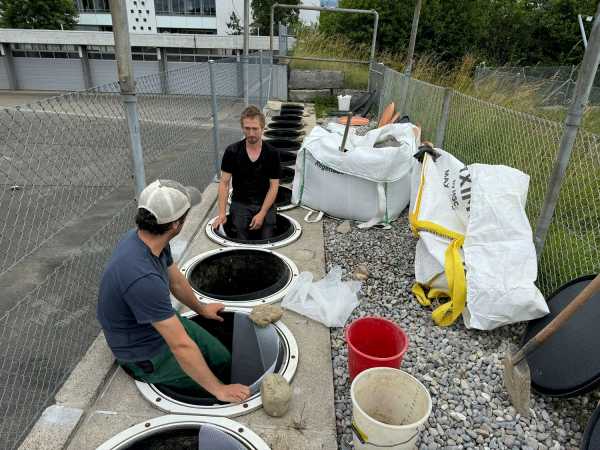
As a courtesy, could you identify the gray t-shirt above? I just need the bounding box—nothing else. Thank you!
[97,229,175,362]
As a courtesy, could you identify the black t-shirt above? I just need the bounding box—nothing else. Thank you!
[221,139,281,205]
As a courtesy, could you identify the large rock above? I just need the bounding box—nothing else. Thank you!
[289,89,331,102]
[289,70,344,89]
[261,374,292,417]
[249,304,283,327]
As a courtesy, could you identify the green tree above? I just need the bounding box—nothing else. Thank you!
[251,0,300,35]
[0,0,78,30]
[226,10,243,35]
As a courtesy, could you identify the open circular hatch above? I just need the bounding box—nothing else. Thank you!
[267,121,304,131]
[264,129,302,141]
[180,248,299,307]
[135,309,299,417]
[265,139,301,152]
[97,415,270,450]
[206,212,301,249]
[280,103,304,111]
[227,186,295,212]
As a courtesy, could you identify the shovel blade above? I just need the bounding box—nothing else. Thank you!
[503,345,531,417]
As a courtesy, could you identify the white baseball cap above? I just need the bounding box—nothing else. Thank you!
[138,179,202,224]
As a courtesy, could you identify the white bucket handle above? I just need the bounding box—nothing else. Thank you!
[351,422,419,448]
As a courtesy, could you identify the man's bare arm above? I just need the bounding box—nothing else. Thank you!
[213,171,232,229]
[153,315,249,403]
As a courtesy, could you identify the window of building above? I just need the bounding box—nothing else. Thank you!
[155,0,216,16]
[132,46,158,61]
[11,43,79,59]
[75,0,110,13]
[158,27,217,34]
[87,45,116,60]
[165,46,219,62]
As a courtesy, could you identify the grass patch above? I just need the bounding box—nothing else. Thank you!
[311,95,338,119]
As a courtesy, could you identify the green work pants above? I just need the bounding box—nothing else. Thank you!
[119,314,231,396]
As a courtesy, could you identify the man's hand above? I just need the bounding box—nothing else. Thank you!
[249,212,265,230]
[201,303,225,322]
[215,384,251,403]
[212,213,227,230]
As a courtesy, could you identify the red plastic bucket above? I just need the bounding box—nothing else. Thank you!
[345,317,409,381]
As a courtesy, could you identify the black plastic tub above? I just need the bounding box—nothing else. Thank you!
[189,250,292,302]
[275,186,293,209]
[265,139,301,152]
[279,151,297,167]
[271,114,302,123]
[264,129,302,140]
[280,166,295,184]
[268,121,303,131]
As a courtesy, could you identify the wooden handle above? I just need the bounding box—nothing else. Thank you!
[513,273,600,365]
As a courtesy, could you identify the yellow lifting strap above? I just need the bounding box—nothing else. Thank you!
[409,155,467,326]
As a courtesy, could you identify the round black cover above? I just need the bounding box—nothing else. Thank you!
[264,139,301,151]
[281,103,304,111]
[271,114,302,123]
[267,121,303,131]
[264,129,302,140]
[522,274,600,397]
[581,403,600,449]
[279,151,297,167]
[280,166,295,184]
[125,427,200,449]
[189,250,291,302]
[275,186,293,209]
[217,213,296,244]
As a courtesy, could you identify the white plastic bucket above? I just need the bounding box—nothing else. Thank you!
[350,367,432,449]
[338,94,351,111]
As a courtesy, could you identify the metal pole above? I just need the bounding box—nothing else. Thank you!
[578,14,589,48]
[1,44,18,90]
[80,45,93,89]
[534,2,600,257]
[368,11,379,92]
[244,0,250,105]
[405,0,422,76]
[109,0,145,196]
[259,49,264,107]
[435,88,453,148]
[208,60,221,182]
[270,4,275,56]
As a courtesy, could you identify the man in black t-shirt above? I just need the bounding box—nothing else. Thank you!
[213,105,281,240]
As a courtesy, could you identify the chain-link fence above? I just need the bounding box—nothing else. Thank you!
[0,52,274,450]
[474,65,600,106]
[379,65,600,297]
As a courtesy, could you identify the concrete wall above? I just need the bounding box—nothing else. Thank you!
[0,59,10,90]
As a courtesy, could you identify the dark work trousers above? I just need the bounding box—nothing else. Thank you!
[230,201,276,240]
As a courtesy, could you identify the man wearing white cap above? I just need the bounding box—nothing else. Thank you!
[98,179,250,403]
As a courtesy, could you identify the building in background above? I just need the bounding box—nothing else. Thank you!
[320,0,338,7]
[74,0,322,35]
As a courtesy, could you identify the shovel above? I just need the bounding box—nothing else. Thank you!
[503,272,600,417]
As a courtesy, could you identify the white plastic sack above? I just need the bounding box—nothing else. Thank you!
[292,123,418,226]
[411,150,548,330]
[281,266,361,327]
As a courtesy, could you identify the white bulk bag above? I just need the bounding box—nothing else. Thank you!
[410,150,548,330]
[292,123,418,226]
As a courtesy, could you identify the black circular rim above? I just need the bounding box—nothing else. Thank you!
[581,403,600,449]
[522,274,600,398]
[189,250,292,302]
[264,130,302,140]
[280,166,295,183]
[279,151,297,167]
[215,213,296,244]
[281,103,304,110]
[268,122,303,131]
[264,139,301,151]
[271,114,302,122]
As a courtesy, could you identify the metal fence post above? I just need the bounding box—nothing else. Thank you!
[208,60,221,182]
[236,54,243,97]
[109,0,145,195]
[259,50,264,107]
[435,88,453,148]
[398,73,410,117]
[534,2,600,257]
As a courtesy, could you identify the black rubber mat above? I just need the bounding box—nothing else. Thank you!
[522,274,600,397]
[264,129,302,140]
[581,403,600,450]
[268,121,304,131]
[271,114,302,122]
[264,139,301,151]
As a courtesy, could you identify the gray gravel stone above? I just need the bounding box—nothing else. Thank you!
[323,213,596,449]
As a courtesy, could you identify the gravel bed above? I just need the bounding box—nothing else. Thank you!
[324,213,598,450]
